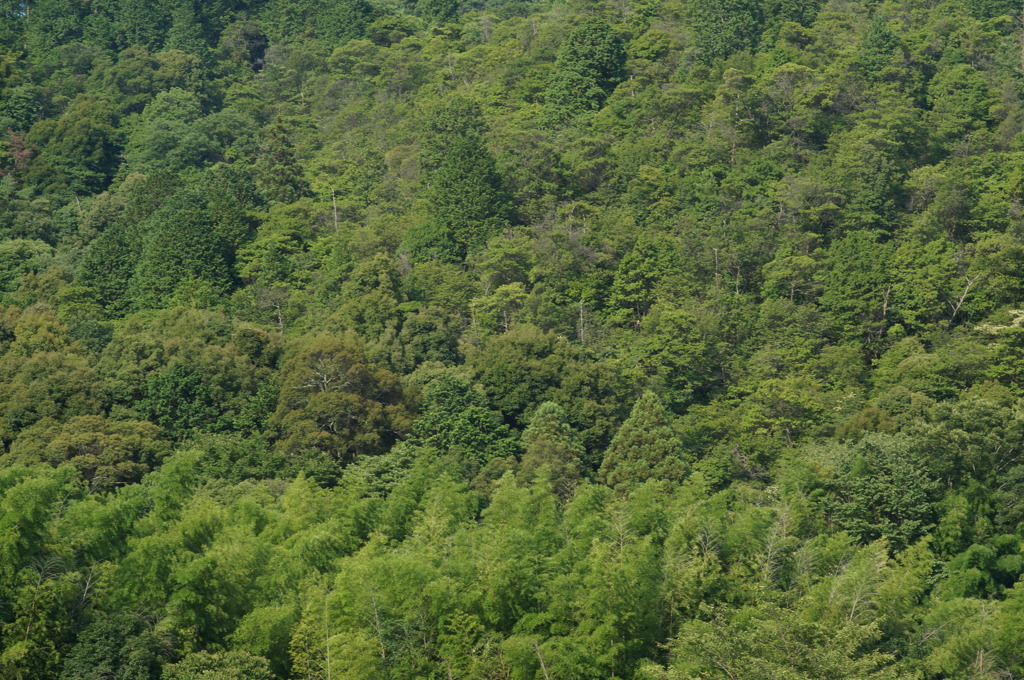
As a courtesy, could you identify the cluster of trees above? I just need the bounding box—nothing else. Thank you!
[2,0,1024,677]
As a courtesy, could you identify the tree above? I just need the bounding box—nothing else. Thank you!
[599,391,688,492]
[255,123,311,205]
[271,334,409,467]
[657,599,914,680]
[606,234,690,329]
[316,0,375,44]
[24,94,119,194]
[409,374,519,474]
[819,433,939,551]
[124,88,215,175]
[0,239,52,294]
[687,0,763,64]
[165,1,207,57]
[820,230,892,343]
[519,401,584,499]
[162,651,275,680]
[140,363,226,439]
[926,63,994,150]
[413,99,514,261]
[625,305,712,409]
[127,188,234,310]
[543,17,627,123]
[7,415,169,489]
[0,346,108,446]
[59,612,165,680]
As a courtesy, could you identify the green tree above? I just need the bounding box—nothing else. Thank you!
[25,94,120,194]
[255,123,311,204]
[59,612,165,680]
[687,0,764,64]
[926,63,994,150]
[127,188,234,310]
[124,88,214,175]
[625,305,712,409]
[606,234,688,328]
[316,0,375,44]
[271,334,409,467]
[543,17,626,123]
[819,433,939,551]
[519,401,584,499]
[820,230,892,343]
[413,99,514,261]
[410,374,519,474]
[7,415,169,489]
[599,391,688,492]
[162,651,276,680]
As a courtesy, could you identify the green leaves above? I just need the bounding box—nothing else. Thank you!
[543,18,626,124]
[687,0,764,64]
[414,101,514,262]
[271,334,408,470]
[599,391,688,493]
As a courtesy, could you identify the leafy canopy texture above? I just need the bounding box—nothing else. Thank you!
[1,0,1024,678]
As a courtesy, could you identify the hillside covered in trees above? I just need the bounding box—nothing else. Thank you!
[2,0,1024,677]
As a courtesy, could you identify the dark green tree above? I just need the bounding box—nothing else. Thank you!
[543,17,626,123]
[25,94,120,194]
[410,374,519,473]
[821,433,939,551]
[316,0,375,44]
[598,391,688,492]
[687,0,764,64]
[411,99,513,262]
[127,188,233,310]
[254,123,312,205]
[417,0,459,24]
[820,230,892,343]
[59,612,165,680]
[165,1,207,57]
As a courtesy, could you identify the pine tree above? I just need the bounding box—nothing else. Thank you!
[255,123,312,205]
[519,401,584,499]
[687,0,763,64]
[542,17,626,124]
[316,0,374,44]
[598,391,688,492]
[428,133,511,251]
[165,1,207,57]
[412,99,513,261]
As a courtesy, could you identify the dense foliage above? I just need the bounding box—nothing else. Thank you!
[2,0,1024,677]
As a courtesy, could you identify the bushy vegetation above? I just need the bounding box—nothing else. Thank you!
[1,0,1024,677]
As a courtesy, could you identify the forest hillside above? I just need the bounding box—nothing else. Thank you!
[1,0,1024,677]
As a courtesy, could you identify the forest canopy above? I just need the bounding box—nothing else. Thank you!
[2,0,1024,678]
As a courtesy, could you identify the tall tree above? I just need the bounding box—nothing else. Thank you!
[519,401,584,499]
[543,17,626,123]
[255,123,312,205]
[599,391,688,492]
[408,99,513,262]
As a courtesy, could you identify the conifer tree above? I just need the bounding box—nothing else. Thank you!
[255,123,312,205]
[126,188,233,309]
[165,1,207,57]
[543,17,626,124]
[519,401,584,499]
[316,0,374,44]
[412,101,513,262]
[687,0,763,64]
[598,391,688,492]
